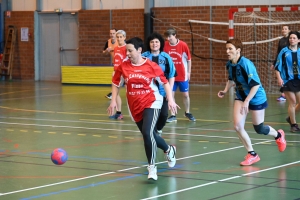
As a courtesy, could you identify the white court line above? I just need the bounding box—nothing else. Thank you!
[141,160,300,200]
[0,140,269,196]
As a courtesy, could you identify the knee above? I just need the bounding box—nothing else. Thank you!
[182,93,189,98]
[233,123,243,132]
[253,123,270,135]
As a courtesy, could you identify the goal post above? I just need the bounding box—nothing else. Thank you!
[229,6,300,93]
[188,6,300,93]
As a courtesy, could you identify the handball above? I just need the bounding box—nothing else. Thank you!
[51,148,68,165]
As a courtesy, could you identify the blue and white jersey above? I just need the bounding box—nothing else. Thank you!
[142,51,176,97]
[275,47,300,84]
[226,56,266,105]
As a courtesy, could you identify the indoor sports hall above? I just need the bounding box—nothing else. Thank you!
[0,82,299,199]
[0,0,300,200]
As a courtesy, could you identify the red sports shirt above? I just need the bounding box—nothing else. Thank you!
[164,39,191,81]
[113,44,127,71]
[112,58,168,122]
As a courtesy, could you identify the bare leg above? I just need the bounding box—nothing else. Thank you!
[182,91,190,113]
[116,94,122,112]
[233,100,253,152]
[284,91,297,124]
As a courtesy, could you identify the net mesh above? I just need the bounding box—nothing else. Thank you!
[188,9,300,93]
[233,10,300,93]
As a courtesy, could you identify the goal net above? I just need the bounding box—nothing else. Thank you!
[189,6,300,93]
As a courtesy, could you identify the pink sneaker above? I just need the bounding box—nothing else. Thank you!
[240,154,260,166]
[276,129,286,152]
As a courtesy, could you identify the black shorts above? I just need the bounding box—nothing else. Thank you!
[280,79,300,93]
[235,99,268,111]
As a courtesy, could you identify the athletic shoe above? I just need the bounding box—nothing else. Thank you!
[286,117,292,126]
[157,130,162,136]
[276,129,286,152]
[147,165,157,181]
[109,113,123,120]
[165,145,176,167]
[184,112,196,122]
[277,96,286,101]
[240,154,260,166]
[105,92,112,100]
[291,124,300,133]
[166,115,177,123]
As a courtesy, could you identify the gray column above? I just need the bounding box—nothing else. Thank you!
[144,0,154,41]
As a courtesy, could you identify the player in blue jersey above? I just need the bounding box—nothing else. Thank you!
[275,31,300,132]
[270,25,290,101]
[218,38,286,166]
[142,32,177,135]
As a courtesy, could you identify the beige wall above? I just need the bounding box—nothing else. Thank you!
[10,0,300,11]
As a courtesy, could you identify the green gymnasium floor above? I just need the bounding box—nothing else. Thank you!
[0,81,299,200]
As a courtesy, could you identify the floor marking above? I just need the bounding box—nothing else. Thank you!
[1,121,299,144]
[48,132,56,134]
[62,133,71,135]
[0,115,292,127]
[92,135,101,137]
[141,160,300,200]
[0,140,272,197]
[124,137,134,139]
[20,130,28,132]
[77,134,86,136]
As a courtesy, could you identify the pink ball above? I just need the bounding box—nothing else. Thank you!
[51,148,68,165]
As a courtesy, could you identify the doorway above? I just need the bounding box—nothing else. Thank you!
[38,12,78,81]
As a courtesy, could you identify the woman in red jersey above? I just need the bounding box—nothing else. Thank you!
[107,37,179,181]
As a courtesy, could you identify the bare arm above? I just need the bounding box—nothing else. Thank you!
[187,60,192,81]
[217,80,235,98]
[163,82,180,114]
[275,70,284,86]
[107,84,120,115]
[168,77,175,93]
[240,85,260,115]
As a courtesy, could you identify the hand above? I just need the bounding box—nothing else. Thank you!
[240,100,249,115]
[187,72,191,81]
[218,91,226,98]
[277,78,284,86]
[107,101,117,116]
[168,100,180,114]
[270,65,275,70]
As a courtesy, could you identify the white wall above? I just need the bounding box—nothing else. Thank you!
[85,0,144,10]
[10,0,300,11]
[154,0,300,7]
[12,0,36,11]
[11,0,144,11]
[41,0,81,11]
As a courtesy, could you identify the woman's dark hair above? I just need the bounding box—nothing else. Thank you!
[146,32,165,52]
[126,37,144,51]
[288,31,300,40]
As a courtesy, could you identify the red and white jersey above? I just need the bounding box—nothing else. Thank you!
[113,44,127,71]
[112,58,168,122]
[164,39,191,81]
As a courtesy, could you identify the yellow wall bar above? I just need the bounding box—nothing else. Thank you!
[61,66,113,84]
